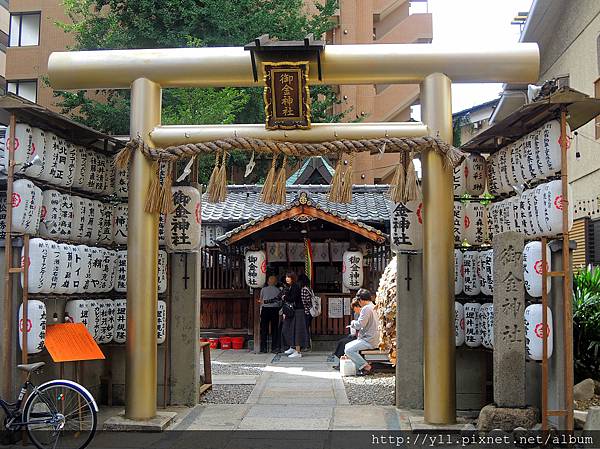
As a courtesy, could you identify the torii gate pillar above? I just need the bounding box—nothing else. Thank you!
[421,73,456,424]
[126,78,161,420]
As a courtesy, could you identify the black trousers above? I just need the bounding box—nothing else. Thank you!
[334,334,356,359]
[260,307,280,352]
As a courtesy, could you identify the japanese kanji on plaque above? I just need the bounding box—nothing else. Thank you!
[263,62,310,130]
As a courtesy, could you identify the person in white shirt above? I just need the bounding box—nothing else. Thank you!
[332,299,361,370]
[344,289,379,375]
[259,275,282,353]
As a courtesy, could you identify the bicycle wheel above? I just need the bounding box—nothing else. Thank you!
[23,381,97,449]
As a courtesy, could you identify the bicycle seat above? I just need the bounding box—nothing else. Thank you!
[17,362,45,373]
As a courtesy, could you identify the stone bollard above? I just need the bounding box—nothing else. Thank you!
[584,406,600,430]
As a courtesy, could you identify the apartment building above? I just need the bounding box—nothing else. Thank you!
[323,0,433,183]
[0,1,9,92]
[5,0,72,107]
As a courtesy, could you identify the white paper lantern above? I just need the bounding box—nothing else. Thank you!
[389,201,423,252]
[157,300,167,345]
[39,190,62,238]
[22,238,49,294]
[97,299,115,344]
[58,193,74,239]
[89,247,104,293]
[55,244,75,294]
[107,250,117,291]
[45,240,61,294]
[97,248,114,292]
[113,203,128,245]
[503,144,517,188]
[530,129,546,181]
[84,151,100,192]
[342,250,364,290]
[486,203,497,242]
[486,152,502,196]
[70,245,83,293]
[87,299,101,340]
[496,147,512,194]
[158,250,167,294]
[479,303,494,349]
[113,299,127,344]
[92,153,108,194]
[11,179,42,235]
[18,300,46,354]
[115,250,127,292]
[464,154,486,196]
[158,214,165,245]
[166,187,202,251]
[509,141,527,186]
[539,120,565,177]
[81,200,101,243]
[525,303,553,360]
[45,133,73,187]
[71,196,88,242]
[464,302,482,348]
[540,179,573,237]
[115,167,128,198]
[523,241,551,298]
[455,302,465,347]
[462,251,480,296]
[72,146,87,189]
[95,202,114,244]
[3,123,33,174]
[453,159,467,196]
[245,250,267,289]
[454,249,464,295]
[521,134,538,184]
[76,245,93,293]
[478,249,494,296]
[453,201,465,244]
[37,131,58,183]
[463,202,486,245]
[508,196,522,235]
[65,300,88,325]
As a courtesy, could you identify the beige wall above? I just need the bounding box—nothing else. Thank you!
[323,0,432,184]
[6,0,73,109]
[527,1,600,218]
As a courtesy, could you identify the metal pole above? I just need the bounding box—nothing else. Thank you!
[560,110,574,431]
[420,72,455,424]
[126,78,161,420]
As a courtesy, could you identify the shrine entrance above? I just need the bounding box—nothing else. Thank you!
[47,37,539,425]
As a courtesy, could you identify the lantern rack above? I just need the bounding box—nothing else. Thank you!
[2,113,32,394]
[462,93,598,430]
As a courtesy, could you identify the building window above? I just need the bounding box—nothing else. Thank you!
[7,80,37,103]
[9,12,40,47]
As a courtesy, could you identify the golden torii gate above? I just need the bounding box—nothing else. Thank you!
[48,42,539,425]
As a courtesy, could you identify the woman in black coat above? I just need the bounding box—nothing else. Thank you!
[280,272,309,358]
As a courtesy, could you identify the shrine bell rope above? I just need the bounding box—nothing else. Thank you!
[114,136,465,211]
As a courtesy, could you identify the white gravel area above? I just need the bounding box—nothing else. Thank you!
[210,362,266,376]
[199,384,255,404]
[343,372,395,405]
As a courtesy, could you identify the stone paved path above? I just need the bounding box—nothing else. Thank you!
[175,351,415,431]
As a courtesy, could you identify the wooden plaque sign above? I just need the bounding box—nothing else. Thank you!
[263,61,311,130]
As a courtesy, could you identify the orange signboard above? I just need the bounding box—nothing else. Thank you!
[45,323,105,362]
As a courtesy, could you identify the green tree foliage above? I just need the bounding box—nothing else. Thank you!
[573,265,600,380]
[57,0,340,182]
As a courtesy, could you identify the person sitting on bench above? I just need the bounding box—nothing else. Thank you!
[344,289,379,376]
[332,299,361,370]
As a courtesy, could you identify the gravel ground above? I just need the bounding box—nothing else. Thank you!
[343,372,395,405]
[210,362,266,376]
[575,394,600,411]
[199,384,255,404]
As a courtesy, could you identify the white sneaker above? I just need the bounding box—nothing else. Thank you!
[284,347,295,355]
[288,351,302,358]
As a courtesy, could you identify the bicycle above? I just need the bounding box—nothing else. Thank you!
[1,362,98,449]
